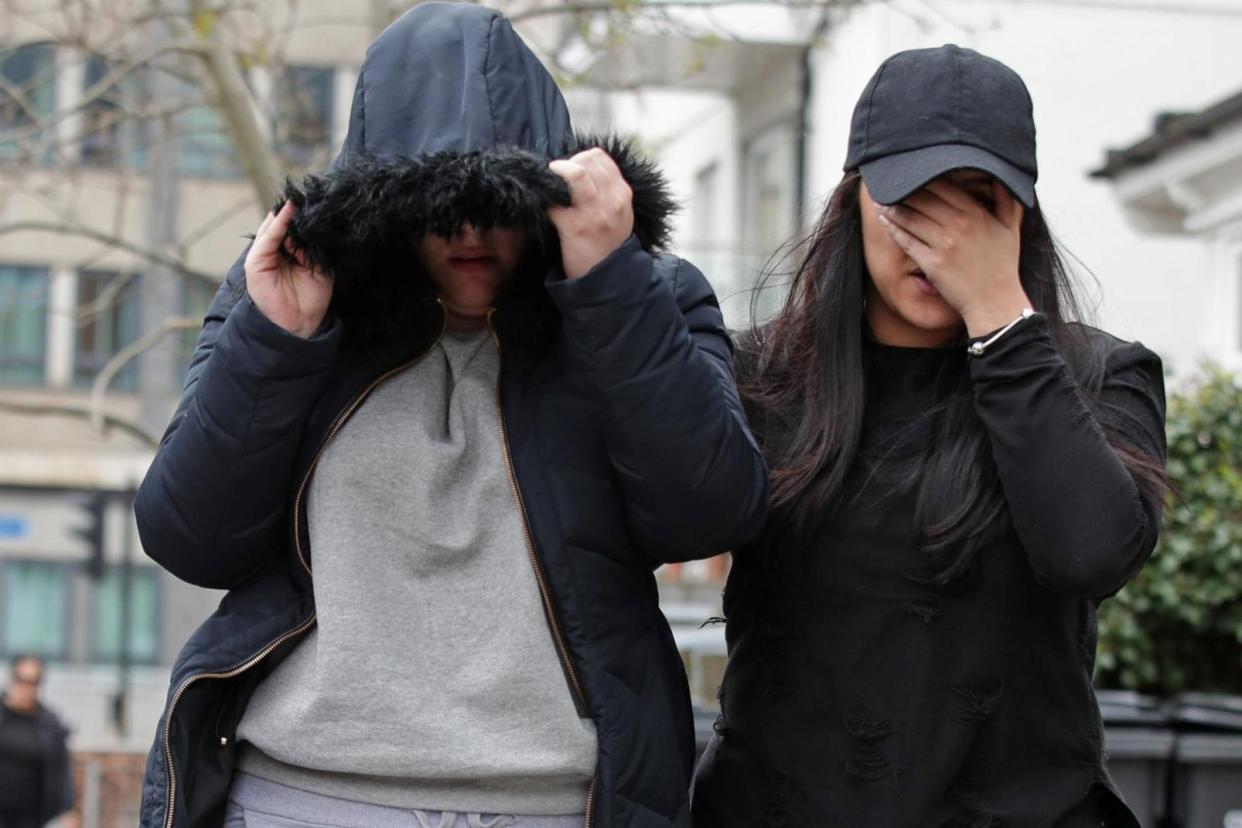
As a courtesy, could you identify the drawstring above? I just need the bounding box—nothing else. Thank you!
[470,816,516,828]
[412,813,517,828]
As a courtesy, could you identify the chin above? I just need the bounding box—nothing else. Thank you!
[443,296,497,317]
[901,303,964,340]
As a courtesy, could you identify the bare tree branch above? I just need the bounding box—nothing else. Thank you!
[90,315,198,431]
[176,0,282,211]
[0,398,159,447]
[76,270,136,327]
[509,0,851,22]
[179,193,260,249]
[71,38,202,113]
[0,71,46,125]
[0,221,220,284]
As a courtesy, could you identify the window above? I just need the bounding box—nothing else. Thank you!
[170,64,243,179]
[80,54,150,168]
[0,265,48,385]
[273,65,335,169]
[750,151,785,253]
[178,102,240,178]
[693,163,718,244]
[91,566,159,664]
[742,128,796,323]
[0,42,56,160]
[75,270,141,391]
[1,561,70,660]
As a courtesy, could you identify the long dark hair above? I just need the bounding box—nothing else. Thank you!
[742,172,1166,583]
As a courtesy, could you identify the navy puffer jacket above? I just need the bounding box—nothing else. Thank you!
[134,4,768,827]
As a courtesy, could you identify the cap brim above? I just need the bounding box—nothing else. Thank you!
[859,143,1036,208]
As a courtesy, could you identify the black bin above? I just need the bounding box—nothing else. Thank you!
[1170,693,1242,828]
[1098,690,1176,827]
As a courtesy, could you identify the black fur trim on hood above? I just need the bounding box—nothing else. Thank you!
[276,133,677,351]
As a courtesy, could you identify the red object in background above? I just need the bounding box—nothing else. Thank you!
[660,553,731,584]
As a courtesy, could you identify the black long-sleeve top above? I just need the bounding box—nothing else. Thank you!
[692,315,1167,828]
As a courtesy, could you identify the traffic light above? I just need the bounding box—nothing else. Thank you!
[72,492,107,579]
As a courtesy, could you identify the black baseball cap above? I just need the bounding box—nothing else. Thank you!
[844,45,1038,208]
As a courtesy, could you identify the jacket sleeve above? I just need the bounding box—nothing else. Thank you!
[134,252,342,590]
[544,236,769,563]
[970,314,1167,598]
[44,715,73,819]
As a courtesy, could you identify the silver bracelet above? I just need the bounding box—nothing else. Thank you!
[967,307,1036,357]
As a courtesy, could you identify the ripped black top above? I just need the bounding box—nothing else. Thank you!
[691,315,1167,828]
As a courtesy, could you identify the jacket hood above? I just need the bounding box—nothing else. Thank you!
[274,4,677,350]
[336,2,573,162]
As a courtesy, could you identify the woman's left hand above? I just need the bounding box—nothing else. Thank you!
[876,180,1032,336]
[548,148,635,279]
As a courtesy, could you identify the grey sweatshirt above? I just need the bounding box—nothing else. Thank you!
[235,327,598,814]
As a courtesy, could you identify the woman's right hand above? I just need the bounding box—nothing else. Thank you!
[244,200,333,339]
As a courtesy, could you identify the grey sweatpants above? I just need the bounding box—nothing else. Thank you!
[224,773,585,828]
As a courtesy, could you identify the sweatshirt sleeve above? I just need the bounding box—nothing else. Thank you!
[969,314,1167,598]
[544,236,769,563]
[135,252,341,590]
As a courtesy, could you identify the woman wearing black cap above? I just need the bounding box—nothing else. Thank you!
[691,45,1167,827]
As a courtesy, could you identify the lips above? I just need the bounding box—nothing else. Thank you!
[910,269,940,297]
[447,251,497,272]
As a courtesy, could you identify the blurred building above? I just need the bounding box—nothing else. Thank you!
[1093,88,1242,369]
[576,0,1242,378]
[0,11,575,825]
[0,10,380,806]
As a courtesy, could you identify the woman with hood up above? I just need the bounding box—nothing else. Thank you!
[133,5,768,828]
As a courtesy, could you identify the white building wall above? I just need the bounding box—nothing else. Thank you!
[601,1,1242,371]
[1207,231,1242,367]
[603,90,754,323]
[802,1,1242,375]
[0,0,371,756]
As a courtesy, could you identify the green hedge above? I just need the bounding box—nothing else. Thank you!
[1095,365,1242,695]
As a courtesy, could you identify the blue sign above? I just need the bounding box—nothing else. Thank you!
[0,515,28,539]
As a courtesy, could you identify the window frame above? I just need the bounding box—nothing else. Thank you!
[0,558,73,662]
[0,263,50,386]
[73,269,142,392]
[79,53,151,170]
[88,563,162,666]
[272,63,336,170]
[0,40,57,162]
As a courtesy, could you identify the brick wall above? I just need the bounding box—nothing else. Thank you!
[71,751,145,828]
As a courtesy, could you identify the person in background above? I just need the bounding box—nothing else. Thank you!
[0,656,74,828]
[692,45,1167,827]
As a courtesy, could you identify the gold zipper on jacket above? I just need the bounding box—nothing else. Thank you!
[487,311,597,827]
[291,315,448,575]
[162,313,447,828]
[584,774,599,828]
[161,614,317,828]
